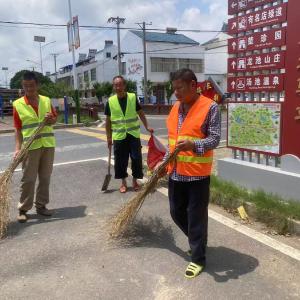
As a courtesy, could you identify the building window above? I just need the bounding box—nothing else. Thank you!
[121,62,126,75]
[178,59,204,73]
[90,68,97,81]
[84,71,89,82]
[151,58,177,72]
[106,52,111,58]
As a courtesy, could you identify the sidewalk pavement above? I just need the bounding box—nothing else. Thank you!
[0,116,14,131]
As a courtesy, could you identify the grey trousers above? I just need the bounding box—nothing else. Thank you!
[18,147,55,212]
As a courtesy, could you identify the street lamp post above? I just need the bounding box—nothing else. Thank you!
[108,16,125,75]
[68,0,77,90]
[33,38,56,75]
[34,36,45,74]
[1,67,8,88]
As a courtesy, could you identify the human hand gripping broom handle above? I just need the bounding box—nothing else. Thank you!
[152,147,180,178]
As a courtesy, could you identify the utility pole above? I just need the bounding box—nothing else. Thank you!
[68,0,77,89]
[136,21,152,103]
[2,67,8,88]
[108,16,125,75]
[51,53,59,82]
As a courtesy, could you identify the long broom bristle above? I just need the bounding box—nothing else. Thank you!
[0,174,10,238]
[0,121,47,238]
[109,149,179,238]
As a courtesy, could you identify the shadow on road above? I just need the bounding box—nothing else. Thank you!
[7,205,87,237]
[112,216,259,282]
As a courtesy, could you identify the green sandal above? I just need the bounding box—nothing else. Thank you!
[185,262,204,279]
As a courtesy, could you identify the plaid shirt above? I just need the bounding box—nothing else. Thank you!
[166,101,221,182]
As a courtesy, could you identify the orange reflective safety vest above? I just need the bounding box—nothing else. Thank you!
[166,95,214,176]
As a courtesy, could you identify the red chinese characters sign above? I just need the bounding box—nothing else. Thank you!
[228,0,275,15]
[227,74,284,93]
[228,3,287,34]
[228,51,285,73]
[228,28,286,54]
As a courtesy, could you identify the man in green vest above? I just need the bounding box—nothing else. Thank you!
[13,71,57,223]
[105,76,153,193]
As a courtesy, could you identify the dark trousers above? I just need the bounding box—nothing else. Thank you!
[113,134,143,179]
[168,177,210,265]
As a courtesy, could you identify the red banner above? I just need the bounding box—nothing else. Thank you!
[228,28,286,54]
[227,74,284,92]
[228,3,287,34]
[228,51,285,73]
[228,0,276,15]
[197,81,222,104]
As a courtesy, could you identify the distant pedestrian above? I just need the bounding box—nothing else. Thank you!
[13,71,57,222]
[156,69,221,278]
[105,76,153,193]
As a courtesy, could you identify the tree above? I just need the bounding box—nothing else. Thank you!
[139,79,153,102]
[39,81,72,98]
[164,80,173,104]
[10,70,52,89]
[126,79,137,94]
[93,82,113,103]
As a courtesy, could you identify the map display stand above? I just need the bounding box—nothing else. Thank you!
[218,0,300,201]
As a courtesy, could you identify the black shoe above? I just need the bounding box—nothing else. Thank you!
[36,207,52,216]
[17,211,28,223]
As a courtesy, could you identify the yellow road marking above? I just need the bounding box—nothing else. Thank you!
[66,128,107,140]
[65,128,149,153]
[88,126,168,145]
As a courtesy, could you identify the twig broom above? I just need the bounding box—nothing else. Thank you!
[0,121,47,238]
[109,148,179,238]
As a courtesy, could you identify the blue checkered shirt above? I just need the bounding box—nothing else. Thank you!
[166,101,221,182]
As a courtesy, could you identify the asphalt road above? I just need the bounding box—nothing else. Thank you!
[0,117,299,300]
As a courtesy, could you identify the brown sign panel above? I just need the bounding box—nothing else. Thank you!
[228,0,276,15]
[228,51,286,73]
[228,28,286,54]
[227,74,284,92]
[281,0,300,157]
[228,3,287,34]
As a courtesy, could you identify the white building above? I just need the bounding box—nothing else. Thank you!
[121,28,205,103]
[51,41,118,98]
[202,23,229,93]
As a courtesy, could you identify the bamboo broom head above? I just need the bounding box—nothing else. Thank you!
[109,149,179,238]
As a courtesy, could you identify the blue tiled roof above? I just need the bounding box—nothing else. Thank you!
[130,30,199,45]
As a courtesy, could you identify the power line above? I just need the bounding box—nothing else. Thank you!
[0,20,227,33]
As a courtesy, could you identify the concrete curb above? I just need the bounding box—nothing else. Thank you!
[0,121,101,135]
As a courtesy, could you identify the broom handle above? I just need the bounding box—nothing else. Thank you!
[9,120,48,173]
[108,146,112,175]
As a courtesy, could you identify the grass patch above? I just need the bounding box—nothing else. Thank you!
[210,175,300,234]
[143,161,300,234]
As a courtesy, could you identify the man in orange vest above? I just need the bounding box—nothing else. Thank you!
[158,68,220,278]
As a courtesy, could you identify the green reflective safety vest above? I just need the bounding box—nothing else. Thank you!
[109,93,140,141]
[13,95,56,150]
